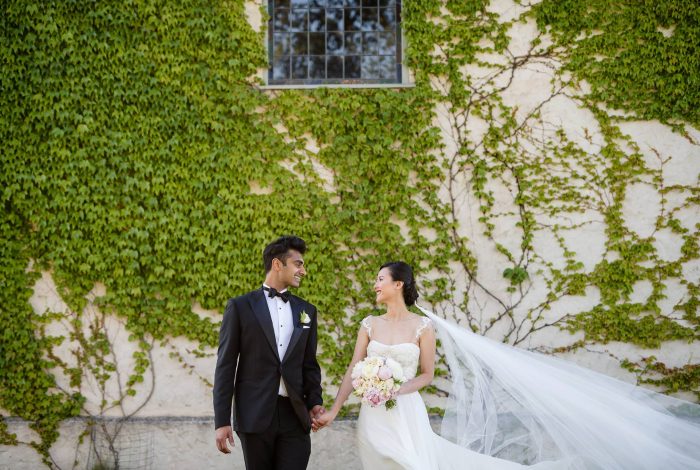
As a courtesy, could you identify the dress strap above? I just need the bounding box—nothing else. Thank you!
[361,316,372,339]
[415,317,432,340]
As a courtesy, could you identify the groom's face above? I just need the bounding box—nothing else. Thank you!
[276,249,306,288]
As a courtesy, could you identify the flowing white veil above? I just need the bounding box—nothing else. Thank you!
[416,305,700,470]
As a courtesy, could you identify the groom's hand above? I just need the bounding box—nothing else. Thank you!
[215,425,235,454]
[309,405,326,432]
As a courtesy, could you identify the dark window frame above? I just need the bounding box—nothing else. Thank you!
[267,0,403,86]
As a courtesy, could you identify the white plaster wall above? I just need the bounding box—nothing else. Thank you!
[426,0,700,392]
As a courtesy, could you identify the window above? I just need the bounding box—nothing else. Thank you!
[268,0,403,86]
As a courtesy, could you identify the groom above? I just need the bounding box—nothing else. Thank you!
[214,235,324,470]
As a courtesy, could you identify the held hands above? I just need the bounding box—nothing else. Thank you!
[215,425,235,454]
[312,407,337,432]
[216,406,328,453]
[310,404,328,432]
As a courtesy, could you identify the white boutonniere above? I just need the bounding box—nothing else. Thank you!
[300,311,311,325]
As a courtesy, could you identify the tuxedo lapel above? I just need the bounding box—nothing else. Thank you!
[282,296,304,363]
[248,289,280,360]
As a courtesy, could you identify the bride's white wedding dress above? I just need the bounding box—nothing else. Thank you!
[356,317,563,470]
[355,310,700,470]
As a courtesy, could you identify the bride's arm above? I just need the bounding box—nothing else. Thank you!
[397,325,436,395]
[314,325,370,428]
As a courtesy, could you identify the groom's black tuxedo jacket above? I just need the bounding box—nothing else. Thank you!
[213,288,323,434]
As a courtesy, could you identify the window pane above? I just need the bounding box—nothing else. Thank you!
[361,8,379,31]
[345,56,361,78]
[309,9,325,31]
[273,56,290,79]
[292,56,309,78]
[326,9,343,31]
[378,0,395,6]
[310,0,326,6]
[363,32,379,55]
[344,32,362,54]
[327,56,343,78]
[290,9,308,31]
[309,56,326,78]
[309,32,326,54]
[273,10,290,31]
[273,33,291,58]
[292,33,308,54]
[345,8,361,31]
[276,0,291,8]
[361,55,379,78]
[344,0,360,6]
[362,0,378,7]
[328,0,343,7]
[379,7,396,30]
[378,55,394,78]
[327,32,344,55]
[291,0,309,6]
[378,31,395,55]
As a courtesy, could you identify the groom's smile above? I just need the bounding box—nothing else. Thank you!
[277,249,306,288]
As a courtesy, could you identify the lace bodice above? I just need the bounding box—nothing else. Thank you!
[367,341,421,379]
[362,316,432,379]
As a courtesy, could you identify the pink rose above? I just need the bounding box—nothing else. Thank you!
[377,365,392,381]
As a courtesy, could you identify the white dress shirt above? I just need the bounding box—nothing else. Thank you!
[263,284,293,396]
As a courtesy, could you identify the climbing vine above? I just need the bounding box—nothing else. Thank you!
[403,0,698,386]
[533,0,700,129]
[1,0,698,467]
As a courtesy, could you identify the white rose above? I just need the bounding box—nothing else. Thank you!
[362,361,380,379]
[385,358,404,381]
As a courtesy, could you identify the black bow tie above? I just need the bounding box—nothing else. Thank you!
[263,287,290,303]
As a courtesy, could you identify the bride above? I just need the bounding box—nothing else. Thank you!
[314,261,700,470]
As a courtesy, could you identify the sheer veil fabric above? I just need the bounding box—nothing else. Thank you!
[416,305,700,469]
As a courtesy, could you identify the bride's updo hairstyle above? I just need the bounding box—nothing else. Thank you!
[380,261,419,307]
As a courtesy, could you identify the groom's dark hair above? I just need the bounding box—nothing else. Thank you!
[263,235,307,272]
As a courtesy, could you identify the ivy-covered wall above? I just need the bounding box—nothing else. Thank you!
[2,0,698,467]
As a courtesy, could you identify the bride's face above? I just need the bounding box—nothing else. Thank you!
[374,267,402,304]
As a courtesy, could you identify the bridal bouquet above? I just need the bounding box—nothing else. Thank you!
[351,356,405,409]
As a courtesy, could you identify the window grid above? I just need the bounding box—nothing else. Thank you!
[268,0,402,85]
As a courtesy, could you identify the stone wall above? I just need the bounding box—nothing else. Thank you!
[1,417,364,470]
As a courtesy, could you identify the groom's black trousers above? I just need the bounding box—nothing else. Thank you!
[237,396,311,470]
